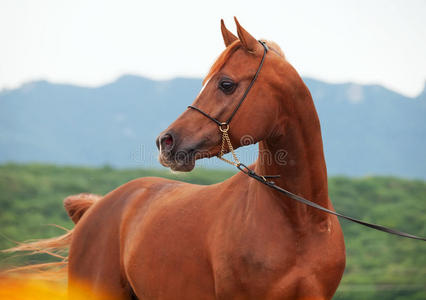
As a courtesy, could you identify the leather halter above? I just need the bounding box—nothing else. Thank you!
[188,40,268,129]
[186,40,425,241]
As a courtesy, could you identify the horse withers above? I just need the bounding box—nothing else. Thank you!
[14,18,346,300]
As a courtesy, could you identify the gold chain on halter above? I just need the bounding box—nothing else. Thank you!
[218,124,241,167]
[217,123,268,182]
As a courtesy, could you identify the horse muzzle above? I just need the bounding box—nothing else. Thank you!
[156,131,198,172]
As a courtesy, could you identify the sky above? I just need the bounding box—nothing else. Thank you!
[1,0,425,97]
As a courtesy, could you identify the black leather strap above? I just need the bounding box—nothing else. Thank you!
[188,39,425,241]
[187,105,223,126]
[225,41,268,125]
[237,163,426,241]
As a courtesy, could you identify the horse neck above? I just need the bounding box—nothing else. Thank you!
[253,81,329,224]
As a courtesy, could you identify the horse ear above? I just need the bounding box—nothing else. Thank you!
[221,19,238,47]
[234,17,261,53]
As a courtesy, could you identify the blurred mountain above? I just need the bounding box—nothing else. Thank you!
[0,75,425,178]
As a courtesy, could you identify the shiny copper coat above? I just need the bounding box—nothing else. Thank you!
[68,18,346,300]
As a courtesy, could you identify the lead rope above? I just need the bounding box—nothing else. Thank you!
[215,124,426,241]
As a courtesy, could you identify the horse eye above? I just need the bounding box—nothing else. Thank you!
[219,79,236,94]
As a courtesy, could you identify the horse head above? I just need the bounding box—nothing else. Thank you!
[156,17,297,172]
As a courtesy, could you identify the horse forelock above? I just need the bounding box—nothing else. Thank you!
[203,40,242,85]
[202,39,285,86]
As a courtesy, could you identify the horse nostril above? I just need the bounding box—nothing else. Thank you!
[160,133,174,150]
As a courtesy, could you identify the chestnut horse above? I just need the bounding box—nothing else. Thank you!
[14,18,346,299]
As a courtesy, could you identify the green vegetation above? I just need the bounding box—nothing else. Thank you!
[0,163,425,299]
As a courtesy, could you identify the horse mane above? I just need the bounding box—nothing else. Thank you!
[203,39,285,85]
[261,39,285,58]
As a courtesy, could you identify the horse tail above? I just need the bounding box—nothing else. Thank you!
[2,193,101,275]
[63,193,100,224]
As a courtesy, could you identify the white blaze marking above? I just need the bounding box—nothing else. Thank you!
[197,78,210,98]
